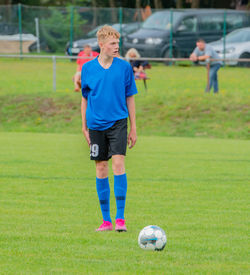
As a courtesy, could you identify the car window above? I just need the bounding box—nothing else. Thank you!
[225,29,250,43]
[199,14,224,32]
[142,11,182,30]
[177,16,197,33]
[86,25,104,38]
[226,14,244,30]
[245,31,250,41]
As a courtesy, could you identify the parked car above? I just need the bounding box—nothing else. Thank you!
[65,22,141,56]
[123,9,250,59]
[209,27,250,67]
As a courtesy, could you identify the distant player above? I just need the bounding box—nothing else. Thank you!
[73,45,99,92]
[81,25,138,232]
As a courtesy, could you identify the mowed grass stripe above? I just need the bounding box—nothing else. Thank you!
[0,132,249,274]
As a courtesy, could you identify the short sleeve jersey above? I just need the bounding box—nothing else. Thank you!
[193,44,222,66]
[81,57,138,131]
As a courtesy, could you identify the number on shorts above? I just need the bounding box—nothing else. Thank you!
[91,144,99,157]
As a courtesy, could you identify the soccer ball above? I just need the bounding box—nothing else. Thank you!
[138,225,167,251]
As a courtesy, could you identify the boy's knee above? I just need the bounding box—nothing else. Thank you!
[112,159,125,175]
[96,161,108,178]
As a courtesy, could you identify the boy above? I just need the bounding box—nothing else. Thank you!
[81,25,138,232]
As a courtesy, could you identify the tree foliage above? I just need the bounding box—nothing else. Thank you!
[0,0,244,8]
[39,6,86,52]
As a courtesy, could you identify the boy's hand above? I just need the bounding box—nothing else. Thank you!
[128,128,137,149]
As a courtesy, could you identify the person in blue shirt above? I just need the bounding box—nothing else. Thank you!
[81,25,138,232]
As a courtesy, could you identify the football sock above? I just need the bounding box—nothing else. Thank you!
[114,173,127,220]
[96,177,112,223]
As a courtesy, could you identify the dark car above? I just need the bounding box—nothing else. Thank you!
[66,22,141,56]
[123,9,250,58]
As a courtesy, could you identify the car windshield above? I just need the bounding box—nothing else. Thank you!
[85,23,133,38]
[86,25,104,38]
[225,29,250,43]
[142,11,181,30]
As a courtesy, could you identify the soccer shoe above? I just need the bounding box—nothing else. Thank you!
[96,220,113,232]
[115,219,127,232]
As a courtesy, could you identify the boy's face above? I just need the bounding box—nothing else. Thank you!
[84,46,92,55]
[100,37,120,57]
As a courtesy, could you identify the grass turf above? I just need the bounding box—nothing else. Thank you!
[0,132,249,274]
[0,59,249,139]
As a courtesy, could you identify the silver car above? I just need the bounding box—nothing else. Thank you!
[209,27,250,67]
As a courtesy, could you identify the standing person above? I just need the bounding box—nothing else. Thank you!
[81,25,138,232]
[190,39,222,93]
[73,45,99,92]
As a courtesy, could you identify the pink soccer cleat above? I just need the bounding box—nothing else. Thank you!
[96,220,113,232]
[115,219,127,232]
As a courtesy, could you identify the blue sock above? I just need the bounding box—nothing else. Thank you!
[96,177,111,223]
[114,173,127,220]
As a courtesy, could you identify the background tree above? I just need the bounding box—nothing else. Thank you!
[0,0,247,9]
[191,0,200,8]
[154,0,163,8]
[176,0,183,8]
[109,0,117,22]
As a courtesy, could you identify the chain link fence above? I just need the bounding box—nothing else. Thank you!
[0,4,143,55]
[0,4,250,60]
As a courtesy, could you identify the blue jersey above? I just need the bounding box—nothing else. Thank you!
[81,57,138,130]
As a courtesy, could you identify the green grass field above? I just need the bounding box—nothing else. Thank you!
[0,58,249,274]
[0,132,249,274]
[0,59,249,139]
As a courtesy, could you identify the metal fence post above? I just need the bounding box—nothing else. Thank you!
[35,17,40,53]
[169,9,173,66]
[119,7,123,56]
[52,56,56,91]
[18,3,22,56]
[69,6,74,56]
[223,10,227,66]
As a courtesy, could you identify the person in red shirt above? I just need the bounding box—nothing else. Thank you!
[73,45,99,92]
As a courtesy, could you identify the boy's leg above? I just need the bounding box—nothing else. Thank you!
[95,161,112,231]
[112,155,127,232]
[89,129,112,231]
[74,72,81,91]
[95,160,112,221]
[112,155,126,217]
[107,119,128,231]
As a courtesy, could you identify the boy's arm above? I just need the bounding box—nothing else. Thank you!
[126,95,137,149]
[81,96,90,146]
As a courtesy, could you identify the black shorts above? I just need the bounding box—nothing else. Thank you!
[89,118,127,161]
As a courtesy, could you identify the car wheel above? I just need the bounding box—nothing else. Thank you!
[163,48,179,66]
[239,52,250,68]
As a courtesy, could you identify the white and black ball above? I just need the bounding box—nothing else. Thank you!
[138,225,167,251]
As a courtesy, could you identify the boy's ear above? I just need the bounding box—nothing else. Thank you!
[98,41,103,50]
